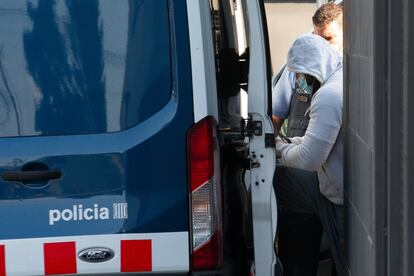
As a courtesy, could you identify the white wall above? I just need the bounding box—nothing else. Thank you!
[264,3,316,75]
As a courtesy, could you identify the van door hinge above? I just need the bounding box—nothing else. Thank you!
[241,118,262,137]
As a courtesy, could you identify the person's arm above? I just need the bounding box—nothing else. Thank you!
[276,86,342,171]
[272,69,294,135]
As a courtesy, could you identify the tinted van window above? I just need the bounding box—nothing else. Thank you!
[0,0,171,137]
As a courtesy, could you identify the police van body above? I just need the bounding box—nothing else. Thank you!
[0,0,276,275]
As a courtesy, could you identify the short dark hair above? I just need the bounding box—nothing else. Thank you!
[312,3,343,29]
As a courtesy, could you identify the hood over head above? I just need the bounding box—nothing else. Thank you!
[287,34,342,84]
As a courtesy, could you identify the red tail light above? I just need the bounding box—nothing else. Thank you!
[188,117,215,191]
[187,116,223,270]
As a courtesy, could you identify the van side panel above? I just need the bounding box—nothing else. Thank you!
[0,0,193,239]
[0,0,194,274]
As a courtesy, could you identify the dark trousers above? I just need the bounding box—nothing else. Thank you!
[274,166,345,276]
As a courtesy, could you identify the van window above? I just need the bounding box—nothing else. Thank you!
[0,0,171,137]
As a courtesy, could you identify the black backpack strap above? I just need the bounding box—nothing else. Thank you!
[286,75,320,137]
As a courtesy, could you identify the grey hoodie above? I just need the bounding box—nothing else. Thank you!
[276,34,344,205]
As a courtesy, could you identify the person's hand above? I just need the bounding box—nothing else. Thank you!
[275,137,284,159]
[276,136,291,145]
[275,136,282,145]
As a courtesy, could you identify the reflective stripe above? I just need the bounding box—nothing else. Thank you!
[120,240,152,272]
[44,242,77,275]
[0,232,188,275]
[0,245,5,276]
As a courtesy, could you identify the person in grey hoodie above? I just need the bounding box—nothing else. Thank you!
[275,34,345,275]
[272,3,343,135]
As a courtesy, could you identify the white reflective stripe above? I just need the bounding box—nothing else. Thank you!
[150,232,189,272]
[5,239,44,276]
[0,232,189,275]
[186,0,218,123]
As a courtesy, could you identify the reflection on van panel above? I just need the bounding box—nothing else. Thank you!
[0,0,171,137]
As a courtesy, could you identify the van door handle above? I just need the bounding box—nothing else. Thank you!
[2,170,61,182]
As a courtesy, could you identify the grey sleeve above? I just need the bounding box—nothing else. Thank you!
[277,89,342,171]
[272,69,294,119]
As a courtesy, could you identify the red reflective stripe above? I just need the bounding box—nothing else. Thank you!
[0,245,5,276]
[44,242,77,275]
[120,240,152,272]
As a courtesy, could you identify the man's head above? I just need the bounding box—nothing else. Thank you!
[287,34,342,84]
[312,3,343,52]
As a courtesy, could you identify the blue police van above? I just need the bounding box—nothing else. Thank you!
[0,0,276,275]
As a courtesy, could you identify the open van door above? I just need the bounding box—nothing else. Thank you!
[243,1,278,275]
[207,0,278,274]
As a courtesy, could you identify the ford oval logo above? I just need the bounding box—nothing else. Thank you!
[78,247,114,263]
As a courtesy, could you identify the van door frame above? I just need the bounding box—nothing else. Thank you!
[243,0,277,275]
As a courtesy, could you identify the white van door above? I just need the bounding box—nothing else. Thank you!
[243,0,278,275]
